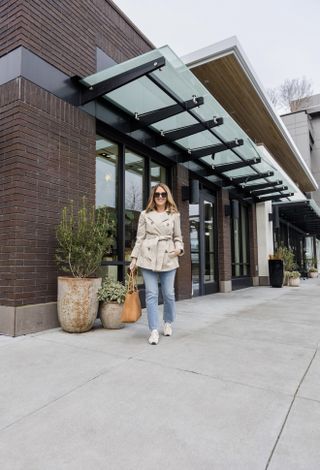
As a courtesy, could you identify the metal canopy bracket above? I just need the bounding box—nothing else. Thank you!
[195,138,244,159]
[257,192,294,202]
[250,185,288,196]
[241,181,283,191]
[229,171,274,185]
[133,97,204,128]
[162,118,223,142]
[176,138,244,162]
[79,56,166,105]
[212,157,261,174]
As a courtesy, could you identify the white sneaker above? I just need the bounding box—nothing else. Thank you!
[163,323,172,336]
[148,329,159,345]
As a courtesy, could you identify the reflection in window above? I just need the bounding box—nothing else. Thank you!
[125,150,144,260]
[204,201,214,283]
[189,204,200,296]
[150,160,167,186]
[96,136,118,260]
[231,201,250,277]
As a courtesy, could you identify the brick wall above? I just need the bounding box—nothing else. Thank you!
[216,188,232,282]
[0,78,96,306]
[172,165,192,300]
[0,0,153,76]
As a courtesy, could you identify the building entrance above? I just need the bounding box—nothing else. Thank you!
[189,189,218,296]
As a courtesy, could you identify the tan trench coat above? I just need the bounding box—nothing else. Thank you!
[130,210,184,272]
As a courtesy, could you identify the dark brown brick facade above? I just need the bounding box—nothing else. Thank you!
[0,78,96,307]
[0,0,153,77]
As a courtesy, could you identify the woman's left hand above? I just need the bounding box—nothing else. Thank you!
[169,249,181,258]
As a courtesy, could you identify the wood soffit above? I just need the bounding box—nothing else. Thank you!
[191,54,315,192]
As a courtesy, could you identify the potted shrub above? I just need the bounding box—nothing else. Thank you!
[269,246,296,288]
[308,267,318,278]
[55,198,115,333]
[287,270,301,287]
[97,277,127,329]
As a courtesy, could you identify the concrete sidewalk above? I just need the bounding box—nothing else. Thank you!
[1,279,320,470]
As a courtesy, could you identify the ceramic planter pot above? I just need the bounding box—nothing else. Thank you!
[268,259,284,287]
[99,302,125,329]
[288,277,300,287]
[308,272,318,278]
[57,277,101,333]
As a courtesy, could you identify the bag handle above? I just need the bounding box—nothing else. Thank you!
[127,270,138,294]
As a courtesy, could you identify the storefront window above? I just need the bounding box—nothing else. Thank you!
[96,135,168,283]
[231,201,250,277]
[125,150,144,262]
[96,136,118,261]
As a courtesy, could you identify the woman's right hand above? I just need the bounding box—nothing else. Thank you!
[129,258,137,272]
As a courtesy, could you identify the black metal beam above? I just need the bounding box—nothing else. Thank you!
[161,118,223,142]
[241,181,283,191]
[250,185,288,196]
[79,56,166,105]
[134,96,204,128]
[212,157,261,174]
[229,171,274,185]
[256,192,294,202]
[188,138,244,160]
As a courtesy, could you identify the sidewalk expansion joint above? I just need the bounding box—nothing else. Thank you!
[0,359,130,435]
[134,357,294,397]
[264,348,318,469]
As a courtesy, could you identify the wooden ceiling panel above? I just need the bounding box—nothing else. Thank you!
[191,54,315,191]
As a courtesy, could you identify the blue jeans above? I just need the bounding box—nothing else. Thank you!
[141,268,177,331]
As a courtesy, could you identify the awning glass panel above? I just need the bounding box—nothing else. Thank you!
[81,46,304,201]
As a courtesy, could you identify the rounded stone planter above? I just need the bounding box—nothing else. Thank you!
[308,271,318,278]
[288,277,300,287]
[57,277,102,333]
[99,302,125,329]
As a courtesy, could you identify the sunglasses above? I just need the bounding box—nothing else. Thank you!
[154,191,167,199]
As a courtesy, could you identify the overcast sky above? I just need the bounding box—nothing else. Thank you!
[113,0,320,95]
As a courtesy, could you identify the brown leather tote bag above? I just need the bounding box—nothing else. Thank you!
[121,271,142,323]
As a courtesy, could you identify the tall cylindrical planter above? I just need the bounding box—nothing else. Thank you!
[268,259,284,288]
[57,277,102,333]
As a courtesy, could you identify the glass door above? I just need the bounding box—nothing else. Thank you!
[189,189,217,296]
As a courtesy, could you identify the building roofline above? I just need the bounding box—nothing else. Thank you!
[106,0,155,50]
[182,37,318,191]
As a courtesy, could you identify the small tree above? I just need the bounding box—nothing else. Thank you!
[55,198,116,278]
[267,77,313,113]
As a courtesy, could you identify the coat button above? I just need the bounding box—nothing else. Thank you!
[165,250,168,253]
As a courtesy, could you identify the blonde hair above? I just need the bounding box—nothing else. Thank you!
[145,183,178,213]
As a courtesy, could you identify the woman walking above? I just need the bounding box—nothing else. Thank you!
[130,184,184,345]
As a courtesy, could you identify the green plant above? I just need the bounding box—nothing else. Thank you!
[273,245,297,271]
[55,198,115,278]
[97,277,127,304]
[286,270,301,279]
[309,267,318,273]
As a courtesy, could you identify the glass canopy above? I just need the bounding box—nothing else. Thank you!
[81,46,304,202]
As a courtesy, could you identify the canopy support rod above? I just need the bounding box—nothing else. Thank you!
[251,185,288,196]
[230,171,274,184]
[79,56,166,105]
[134,96,204,127]
[240,181,283,191]
[256,192,294,202]
[161,118,223,142]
